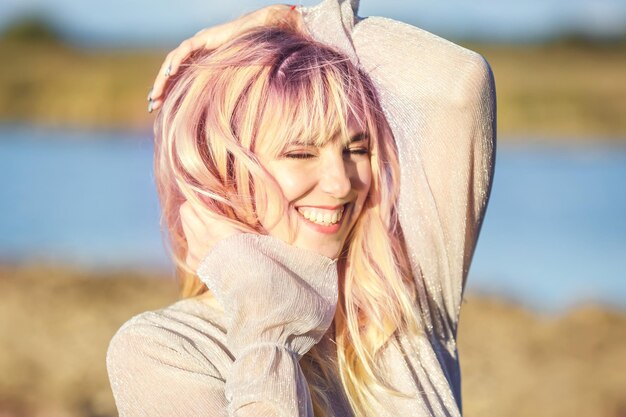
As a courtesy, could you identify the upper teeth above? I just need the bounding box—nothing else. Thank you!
[297,206,345,225]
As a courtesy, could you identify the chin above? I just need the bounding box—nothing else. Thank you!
[295,231,343,259]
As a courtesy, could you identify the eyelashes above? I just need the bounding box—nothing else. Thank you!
[284,148,369,159]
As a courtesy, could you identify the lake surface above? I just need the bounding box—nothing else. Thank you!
[1,125,625,312]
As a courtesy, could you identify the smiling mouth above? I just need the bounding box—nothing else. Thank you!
[296,204,346,226]
[295,203,351,234]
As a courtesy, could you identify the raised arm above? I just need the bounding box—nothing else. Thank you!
[385,47,497,343]
[146,0,496,355]
[147,4,303,112]
[294,2,496,344]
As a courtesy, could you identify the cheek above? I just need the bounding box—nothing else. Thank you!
[355,160,373,202]
[266,164,312,202]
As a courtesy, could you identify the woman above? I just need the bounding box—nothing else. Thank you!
[106,1,496,416]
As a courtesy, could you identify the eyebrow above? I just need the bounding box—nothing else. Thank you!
[349,132,369,143]
[290,132,369,146]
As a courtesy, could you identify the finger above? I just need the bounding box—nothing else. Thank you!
[181,201,219,230]
[189,9,265,53]
[149,98,162,112]
[149,34,208,110]
[150,50,176,103]
[179,203,195,239]
[194,27,208,37]
[186,253,198,271]
[197,25,231,50]
[180,201,202,229]
[149,5,296,112]
[168,36,208,77]
[180,210,207,265]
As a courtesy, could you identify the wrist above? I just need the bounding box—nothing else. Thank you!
[263,4,304,29]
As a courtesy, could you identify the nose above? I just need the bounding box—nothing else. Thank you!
[319,154,352,199]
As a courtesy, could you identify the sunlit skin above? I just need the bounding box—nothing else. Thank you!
[179,123,372,269]
[258,124,372,260]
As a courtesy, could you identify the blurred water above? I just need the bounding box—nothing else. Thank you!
[0,125,625,311]
[469,143,626,311]
[0,126,167,270]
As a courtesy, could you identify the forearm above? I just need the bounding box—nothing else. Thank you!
[227,344,314,416]
[197,233,338,417]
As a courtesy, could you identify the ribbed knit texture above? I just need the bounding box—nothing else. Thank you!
[198,234,339,416]
[106,0,496,415]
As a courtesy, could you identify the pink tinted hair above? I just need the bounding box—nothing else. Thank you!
[153,25,422,417]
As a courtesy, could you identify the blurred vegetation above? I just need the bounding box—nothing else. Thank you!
[0,15,65,45]
[0,17,161,132]
[0,266,625,417]
[466,40,626,141]
[0,17,625,139]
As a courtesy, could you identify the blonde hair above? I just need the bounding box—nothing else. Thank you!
[154,24,422,417]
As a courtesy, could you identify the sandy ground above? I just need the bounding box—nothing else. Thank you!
[0,265,624,417]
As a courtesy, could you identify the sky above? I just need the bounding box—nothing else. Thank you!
[0,0,625,46]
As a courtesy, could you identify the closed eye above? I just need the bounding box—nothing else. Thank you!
[344,148,369,155]
[284,153,315,159]
[282,147,369,159]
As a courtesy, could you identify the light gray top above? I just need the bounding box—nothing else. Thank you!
[106,0,496,416]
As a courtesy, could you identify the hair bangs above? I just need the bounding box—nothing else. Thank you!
[254,45,375,157]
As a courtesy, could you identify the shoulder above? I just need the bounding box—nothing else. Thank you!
[106,298,233,414]
[106,297,232,380]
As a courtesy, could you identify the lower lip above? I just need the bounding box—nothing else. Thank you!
[296,204,348,235]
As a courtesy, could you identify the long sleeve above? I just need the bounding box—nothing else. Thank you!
[301,0,496,345]
[197,233,339,417]
[106,233,338,417]
[365,37,496,345]
[300,0,496,413]
[396,56,496,409]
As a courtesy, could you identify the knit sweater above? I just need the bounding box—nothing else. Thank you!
[106,1,496,415]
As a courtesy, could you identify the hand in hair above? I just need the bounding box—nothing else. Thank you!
[179,201,241,271]
[148,4,304,112]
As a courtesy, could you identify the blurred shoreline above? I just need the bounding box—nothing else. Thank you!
[1,38,625,141]
[0,264,624,417]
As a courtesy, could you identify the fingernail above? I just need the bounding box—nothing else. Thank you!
[164,64,171,77]
[147,87,153,102]
[148,100,153,113]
